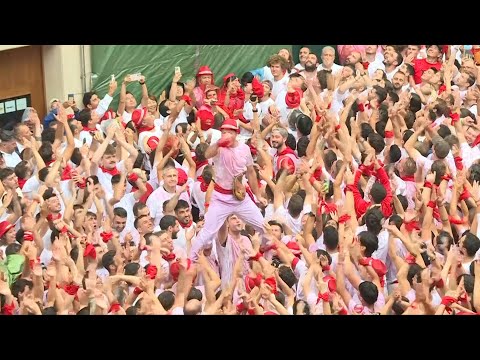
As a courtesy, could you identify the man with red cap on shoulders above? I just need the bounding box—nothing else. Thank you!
[193,65,215,109]
[189,118,268,261]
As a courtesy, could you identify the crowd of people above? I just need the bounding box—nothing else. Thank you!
[1,44,480,315]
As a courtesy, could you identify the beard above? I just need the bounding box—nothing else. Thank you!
[172,230,178,239]
[304,63,317,72]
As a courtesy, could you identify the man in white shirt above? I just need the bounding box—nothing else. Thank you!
[0,131,21,169]
[82,79,117,120]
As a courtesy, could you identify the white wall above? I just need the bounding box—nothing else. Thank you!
[42,45,92,110]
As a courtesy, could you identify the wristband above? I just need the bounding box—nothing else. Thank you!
[338,307,348,315]
[133,287,143,295]
[423,181,433,189]
[128,172,139,183]
[249,252,263,262]
[252,109,258,113]
[204,202,210,208]
[23,231,34,241]
[441,295,457,308]
[338,214,351,224]
[316,292,329,304]
[427,201,436,209]
[358,257,371,266]
[322,264,331,272]
[60,226,68,234]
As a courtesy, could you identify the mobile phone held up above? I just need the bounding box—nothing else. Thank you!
[68,93,74,103]
[250,94,258,102]
[175,66,181,75]
[130,73,142,82]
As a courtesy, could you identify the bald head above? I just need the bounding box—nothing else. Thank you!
[184,299,202,315]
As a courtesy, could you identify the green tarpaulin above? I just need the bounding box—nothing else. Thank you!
[91,45,291,110]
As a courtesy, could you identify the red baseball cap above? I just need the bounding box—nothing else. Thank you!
[177,168,188,186]
[0,221,14,238]
[131,107,148,127]
[220,118,239,133]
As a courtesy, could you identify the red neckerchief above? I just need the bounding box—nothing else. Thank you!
[82,126,96,134]
[137,125,155,134]
[99,165,120,176]
[18,177,27,189]
[471,134,480,148]
[277,146,297,158]
[195,159,209,171]
[61,164,73,181]
[131,182,154,204]
[197,176,209,192]
[179,220,193,229]
[162,253,176,262]
[400,175,415,182]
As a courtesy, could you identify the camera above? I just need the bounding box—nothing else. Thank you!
[250,95,258,102]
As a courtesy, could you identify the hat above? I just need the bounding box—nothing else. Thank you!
[286,241,302,256]
[0,221,14,238]
[131,107,148,127]
[204,84,219,95]
[146,136,160,151]
[220,118,239,132]
[196,65,213,77]
[223,73,237,86]
[177,168,188,186]
[49,98,60,106]
[197,109,215,131]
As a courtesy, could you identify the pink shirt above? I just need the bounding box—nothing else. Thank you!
[194,87,205,109]
[213,142,253,190]
[216,234,252,289]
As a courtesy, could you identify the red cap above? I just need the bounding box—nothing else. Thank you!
[196,65,213,77]
[177,168,188,186]
[220,118,239,132]
[0,221,14,238]
[197,109,215,131]
[223,73,236,85]
[146,136,160,151]
[286,241,302,256]
[131,107,148,127]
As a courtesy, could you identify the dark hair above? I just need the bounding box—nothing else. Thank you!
[323,226,339,251]
[407,264,424,286]
[268,220,284,234]
[388,145,401,164]
[113,207,128,218]
[124,262,141,276]
[159,215,177,231]
[240,71,254,87]
[296,115,313,136]
[370,183,387,204]
[278,266,297,288]
[292,299,310,315]
[38,142,53,163]
[133,202,148,217]
[101,250,116,271]
[368,133,385,154]
[315,249,332,265]
[187,287,203,302]
[359,281,378,305]
[463,233,480,257]
[296,136,309,158]
[287,194,304,218]
[11,278,33,299]
[286,133,296,151]
[358,231,379,257]
[360,123,374,140]
[126,306,138,315]
[158,290,175,311]
[364,208,383,235]
[0,168,14,182]
[174,200,190,213]
[324,150,337,171]
[389,214,403,229]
